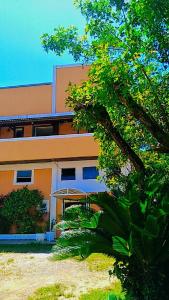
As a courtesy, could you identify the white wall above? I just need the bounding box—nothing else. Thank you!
[55,160,107,193]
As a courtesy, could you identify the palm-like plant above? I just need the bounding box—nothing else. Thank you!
[53,173,169,300]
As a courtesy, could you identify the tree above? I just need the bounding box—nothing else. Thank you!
[41,0,169,186]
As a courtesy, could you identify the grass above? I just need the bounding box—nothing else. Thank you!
[7,258,15,264]
[79,286,126,300]
[0,243,53,253]
[28,283,75,300]
[28,284,125,300]
[85,253,115,271]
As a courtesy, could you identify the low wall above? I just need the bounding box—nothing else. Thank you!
[0,232,55,241]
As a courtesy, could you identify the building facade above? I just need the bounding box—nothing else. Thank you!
[0,65,107,229]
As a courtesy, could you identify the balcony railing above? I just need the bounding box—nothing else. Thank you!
[0,133,98,164]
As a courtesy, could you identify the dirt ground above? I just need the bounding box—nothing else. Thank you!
[0,252,112,300]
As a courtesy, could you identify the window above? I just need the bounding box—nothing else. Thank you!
[33,125,54,137]
[16,170,32,183]
[83,166,99,180]
[61,168,75,180]
[15,127,24,138]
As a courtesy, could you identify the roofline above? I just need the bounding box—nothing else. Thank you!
[0,82,52,89]
[55,63,90,69]
[0,112,74,122]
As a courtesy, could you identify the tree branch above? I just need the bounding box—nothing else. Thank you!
[75,103,146,174]
[114,85,169,151]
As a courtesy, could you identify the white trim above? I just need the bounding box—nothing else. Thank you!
[55,63,89,69]
[13,169,34,185]
[0,133,93,143]
[52,66,56,113]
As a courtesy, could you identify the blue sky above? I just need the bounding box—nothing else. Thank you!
[0,0,85,87]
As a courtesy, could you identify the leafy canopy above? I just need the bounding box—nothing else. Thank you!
[41,0,169,184]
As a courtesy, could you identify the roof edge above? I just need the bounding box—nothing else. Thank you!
[0,82,52,89]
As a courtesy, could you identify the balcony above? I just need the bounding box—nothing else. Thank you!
[0,134,98,164]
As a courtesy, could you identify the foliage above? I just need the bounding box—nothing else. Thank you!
[79,286,126,300]
[52,205,113,260]
[0,195,10,233]
[52,173,169,299]
[28,283,75,300]
[41,0,169,184]
[1,187,44,234]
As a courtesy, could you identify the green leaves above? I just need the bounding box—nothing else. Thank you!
[1,187,44,233]
[81,211,103,228]
[112,236,131,257]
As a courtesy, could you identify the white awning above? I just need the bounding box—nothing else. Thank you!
[52,188,87,199]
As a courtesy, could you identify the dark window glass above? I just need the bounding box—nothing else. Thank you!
[61,168,75,180]
[15,127,24,138]
[16,170,32,183]
[83,166,99,180]
[34,125,54,136]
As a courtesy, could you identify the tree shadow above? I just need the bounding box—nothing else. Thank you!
[0,242,53,253]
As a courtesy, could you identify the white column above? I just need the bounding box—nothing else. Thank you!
[50,163,58,230]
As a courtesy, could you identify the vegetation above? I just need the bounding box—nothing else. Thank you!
[0,243,52,253]
[1,187,44,233]
[0,195,10,233]
[53,173,169,299]
[28,281,124,300]
[42,0,169,299]
[42,0,169,186]
[79,287,125,300]
[85,253,115,271]
[28,283,75,300]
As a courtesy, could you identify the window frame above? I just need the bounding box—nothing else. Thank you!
[61,168,76,181]
[83,166,99,180]
[32,124,54,137]
[14,127,24,138]
[14,170,34,185]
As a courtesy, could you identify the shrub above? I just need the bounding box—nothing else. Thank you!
[1,187,44,233]
[0,194,11,233]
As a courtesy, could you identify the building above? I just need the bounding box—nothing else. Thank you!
[0,65,107,230]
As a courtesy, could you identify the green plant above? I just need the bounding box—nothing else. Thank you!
[53,173,169,300]
[1,187,44,233]
[0,195,10,233]
[79,286,126,300]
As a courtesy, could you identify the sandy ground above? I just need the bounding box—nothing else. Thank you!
[0,252,113,300]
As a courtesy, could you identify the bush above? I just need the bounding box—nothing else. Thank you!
[0,195,11,233]
[1,187,44,233]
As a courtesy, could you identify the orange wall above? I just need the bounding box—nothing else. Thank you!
[0,127,13,139]
[24,125,32,137]
[0,168,52,199]
[59,122,78,135]
[55,65,90,113]
[0,135,98,163]
[0,84,52,116]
